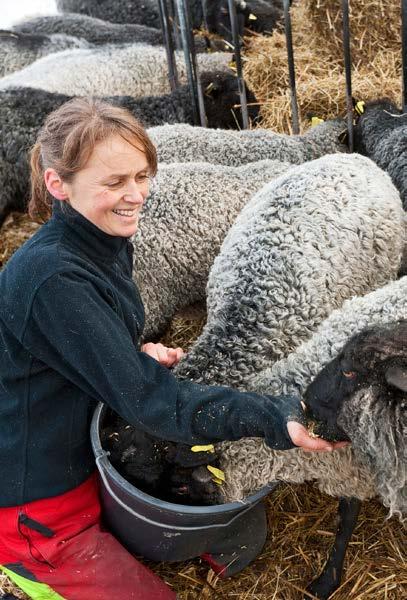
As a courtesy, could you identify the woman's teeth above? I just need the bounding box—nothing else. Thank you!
[112,209,136,217]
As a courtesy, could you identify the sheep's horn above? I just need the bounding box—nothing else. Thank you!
[385,365,407,392]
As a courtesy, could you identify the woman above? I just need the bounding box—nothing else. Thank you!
[0,98,345,600]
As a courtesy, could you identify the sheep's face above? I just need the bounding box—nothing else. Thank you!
[304,321,407,441]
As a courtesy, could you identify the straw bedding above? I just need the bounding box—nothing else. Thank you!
[243,0,402,132]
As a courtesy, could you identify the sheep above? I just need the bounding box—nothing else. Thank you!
[56,0,284,36]
[353,99,407,211]
[169,156,405,596]
[101,411,221,505]
[0,76,258,225]
[56,0,164,29]
[0,43,232,98]
[204,0,287,40]
[174,152,404,388]
[134,158,292,340]
[12,13,208,52]
[148,119,348,166]
[0,29,90,77]
[353,99,407,277]
[217,292,407,598]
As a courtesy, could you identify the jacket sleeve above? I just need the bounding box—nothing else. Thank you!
[22,271,299,450]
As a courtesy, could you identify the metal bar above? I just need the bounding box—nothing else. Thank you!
[157,0,179,91]
[283,0,300,134]
[228,0,249,129]
[169,0,181,50]
[183,0,207,126]
[402,0,407,110]
[176,0,200,124]
[342,0,353,152]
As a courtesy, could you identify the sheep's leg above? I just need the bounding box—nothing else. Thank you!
[306,497,361,600]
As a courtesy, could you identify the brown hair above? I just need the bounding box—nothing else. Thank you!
[28,97,158,222]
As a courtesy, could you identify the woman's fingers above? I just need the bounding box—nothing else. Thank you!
[287,421,349,453]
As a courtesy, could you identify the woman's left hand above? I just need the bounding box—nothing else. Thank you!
[141,342,184,368]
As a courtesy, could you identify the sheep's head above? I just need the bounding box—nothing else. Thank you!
[201,70,259,129]
[304,320,407,516]
[353,97,404,154]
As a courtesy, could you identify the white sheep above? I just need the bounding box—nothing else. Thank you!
[0,43,232,98]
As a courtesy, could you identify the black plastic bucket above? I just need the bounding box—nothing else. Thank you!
[91,403,278,575]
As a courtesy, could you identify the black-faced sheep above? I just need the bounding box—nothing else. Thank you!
[0,75,257,224]
[0,43,232,97]
[101,411,221,505]
[0,29,89,77]
[148,119,348,166]
[353,98,407,277]
[353,99,407,211]
[56,0,285,37]
[12,13,208,51]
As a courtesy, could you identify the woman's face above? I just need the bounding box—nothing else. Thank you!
[61,134,151,237]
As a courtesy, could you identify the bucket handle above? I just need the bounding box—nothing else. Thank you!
[95,453,262,532]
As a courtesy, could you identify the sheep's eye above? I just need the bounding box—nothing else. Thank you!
[342,370,357,379]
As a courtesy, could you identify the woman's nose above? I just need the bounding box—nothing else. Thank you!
[123,185,145,204]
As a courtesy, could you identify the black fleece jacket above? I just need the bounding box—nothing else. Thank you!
[0,202,299,507]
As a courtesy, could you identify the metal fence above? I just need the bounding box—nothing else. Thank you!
[158,0,407,149]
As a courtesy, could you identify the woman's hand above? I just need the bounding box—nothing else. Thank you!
[141,342,184,368]
[287,421,350,453]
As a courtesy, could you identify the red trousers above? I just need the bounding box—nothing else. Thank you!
[0,473,176,600]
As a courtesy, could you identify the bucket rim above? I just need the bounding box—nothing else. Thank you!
[91,402,278,515]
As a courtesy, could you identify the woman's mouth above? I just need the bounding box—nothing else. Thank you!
[112,208,137,218]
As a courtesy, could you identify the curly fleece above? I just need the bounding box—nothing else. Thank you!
[133,159,291,340]
[148,119,348,166]
[173,155,405,513]
[220,276,407,517]
[0,43,232,97]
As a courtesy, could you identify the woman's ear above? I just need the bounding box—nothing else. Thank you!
[44,168,69,201]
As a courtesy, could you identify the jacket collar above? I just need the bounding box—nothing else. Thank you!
[51,200,127,261]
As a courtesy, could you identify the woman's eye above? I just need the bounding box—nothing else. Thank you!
[342,370,357,379]
[135,174,150,184]
[106,181,121,188]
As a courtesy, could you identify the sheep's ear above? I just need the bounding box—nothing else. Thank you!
[385,365,407,392]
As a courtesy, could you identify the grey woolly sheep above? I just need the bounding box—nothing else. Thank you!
[218,287,407,598]
[134,159,291,340]
[0,43,232,98]
[148,120,348,166]
[12,13,208,52]
[174,153,404,388]
[228,277,407,514]
[0,29,89,77]
[0,77,258,224]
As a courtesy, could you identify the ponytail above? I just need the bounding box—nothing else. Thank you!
[28,142,52,223]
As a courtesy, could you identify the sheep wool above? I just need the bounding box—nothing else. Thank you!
[219,276,407,517]
[13,13,164,46]
[175,154,404,388]
[133,159,291,340]
[0,43,232,98]
[148,120,348,166]
[0,30,90,77]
